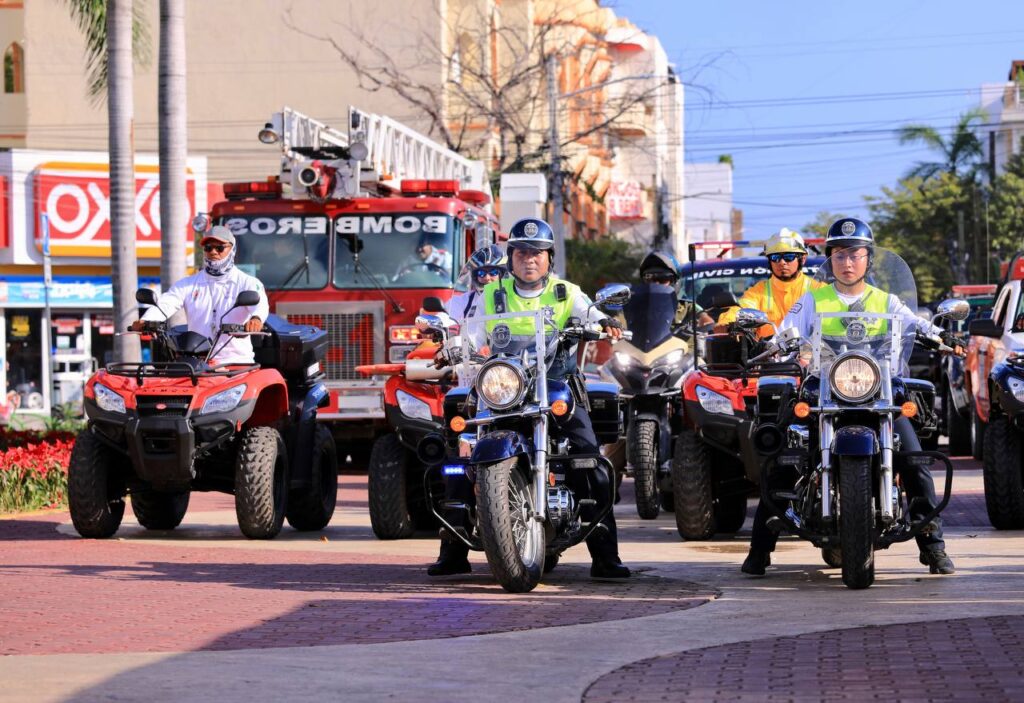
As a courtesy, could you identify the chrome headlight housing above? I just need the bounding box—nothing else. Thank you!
[476,360,527,410]
[829,353,880,404]
[200,384,247,415]
[94,383,126,414]
[396,389,432,422]
[696,386,733,415]
[1007,376,1024,402]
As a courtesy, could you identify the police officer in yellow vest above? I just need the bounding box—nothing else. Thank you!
[717,228,817,338]
[741,217,957,577]
[427,217,631,579]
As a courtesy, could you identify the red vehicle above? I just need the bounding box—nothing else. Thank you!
[199,107,499,461]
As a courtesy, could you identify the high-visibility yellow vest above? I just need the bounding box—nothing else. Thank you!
[811,284,889,343]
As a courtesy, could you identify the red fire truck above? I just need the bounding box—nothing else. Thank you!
[198,107,498,460]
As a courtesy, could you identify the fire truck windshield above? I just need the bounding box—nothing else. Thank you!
[334,213,458,289]
[221,215,330,290]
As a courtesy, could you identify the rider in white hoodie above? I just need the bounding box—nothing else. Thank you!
[133,226,269,364]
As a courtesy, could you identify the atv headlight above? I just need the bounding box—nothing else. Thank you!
[829,353,880,403]
[94,384,125,414]
[1008,376,1024,402]
[396,389,432,421]
[696,386,733,415]
[200,384,247,415]
[476,361,527,410]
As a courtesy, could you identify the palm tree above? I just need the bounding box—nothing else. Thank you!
[65,0,152,363]
[898,108,988,182]
[159,0,187,317]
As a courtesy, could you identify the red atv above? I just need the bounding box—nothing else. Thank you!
[68,288,336,539]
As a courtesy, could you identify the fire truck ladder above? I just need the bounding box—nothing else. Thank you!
[264,106,490,199]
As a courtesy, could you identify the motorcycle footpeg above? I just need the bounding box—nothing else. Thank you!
[771,491,799,501]
[577,499,597,508]
[766,516,786,534]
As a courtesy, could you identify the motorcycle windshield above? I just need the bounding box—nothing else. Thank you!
[461,307,562,369]
[623,284,678,351]
[806,247,918,379]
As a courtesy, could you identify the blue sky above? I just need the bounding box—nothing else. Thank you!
[613,0,1022,236]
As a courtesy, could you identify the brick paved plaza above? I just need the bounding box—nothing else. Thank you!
[2,458,1024,702]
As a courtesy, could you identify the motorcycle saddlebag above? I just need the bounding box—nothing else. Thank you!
[586,381,622,445]
[255,315,329,384]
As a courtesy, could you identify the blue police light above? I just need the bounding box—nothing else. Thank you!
[443,464,466,476]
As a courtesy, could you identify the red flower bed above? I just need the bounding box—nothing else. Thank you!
[0,431,75,513]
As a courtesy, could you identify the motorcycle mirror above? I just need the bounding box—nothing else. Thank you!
[135,288,159,306]
[735,307,770,329]
[191,213,211,233]
[415,313,449,339]
[421,296,446,313]
[234,290,261,308]
[934,298,970,322]
[595,283,630,312]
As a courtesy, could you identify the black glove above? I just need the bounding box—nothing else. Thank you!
[599,317,623,330]
[940,330,967,349]
[434,345,463,369]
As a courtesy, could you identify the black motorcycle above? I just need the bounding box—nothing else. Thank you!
[602,283,693,519]
[420,285,630,592]
[751,249,966,589]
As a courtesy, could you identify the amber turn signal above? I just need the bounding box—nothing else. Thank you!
[901,401,918,418]
[450,416,467,432]
[551,399,569,417]
[793,402,811,419]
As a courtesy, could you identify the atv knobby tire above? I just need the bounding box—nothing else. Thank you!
[946,389,972,457]
[68,429,126,538]
[234,426,288,539]
[286,425,339,531]
[672,428,716,540]
[629,419,661,520]
[131,490,189,530]
[982,415,1024,529]
[367,433,416,540]
[839,456,875,589]
[476,458,545,593]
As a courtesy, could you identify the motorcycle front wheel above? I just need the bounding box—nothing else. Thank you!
[476,458,546,593]
[629,419,661,520]
[838,456,875,589]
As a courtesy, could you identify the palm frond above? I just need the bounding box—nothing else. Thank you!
[63,0,152,101]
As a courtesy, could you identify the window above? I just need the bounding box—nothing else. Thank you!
[3,42,23,94]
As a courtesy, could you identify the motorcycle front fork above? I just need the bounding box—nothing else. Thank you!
[818,414,895,523]
[532,415,549,522]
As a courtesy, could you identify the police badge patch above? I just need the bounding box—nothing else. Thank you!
[492,324,512,349]
[841,221,857,236]
[524,222,539,237]
[846,320,867,344]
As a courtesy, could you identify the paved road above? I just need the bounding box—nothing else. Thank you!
[2,456,1022,702]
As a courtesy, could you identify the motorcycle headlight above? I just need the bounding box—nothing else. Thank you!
[653,349,688,368]
[94,384,126,414]
[696,386,733,415]
[1008,376,1024,402]
[200,384,247,415]
[396,389,433,421]
[829,353,880,403]
[476,361,527,410]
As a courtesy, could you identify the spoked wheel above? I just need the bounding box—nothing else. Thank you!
[476,458,545,593]
[629,419,660,519]
[838,456,875,589]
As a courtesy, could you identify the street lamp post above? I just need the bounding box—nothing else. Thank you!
[544,58,670,277]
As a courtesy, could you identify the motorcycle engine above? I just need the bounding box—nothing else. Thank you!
[547,485,575,528]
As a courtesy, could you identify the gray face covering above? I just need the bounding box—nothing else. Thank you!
[204,249,235,277]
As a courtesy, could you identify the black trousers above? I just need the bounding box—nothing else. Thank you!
[750,416,945,553]
[439,406,620,564]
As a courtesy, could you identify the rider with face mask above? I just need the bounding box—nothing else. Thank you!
[447,244,507,322]
[741,217,958,577]
[131,226,269,364]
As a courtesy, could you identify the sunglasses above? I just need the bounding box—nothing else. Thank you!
[474,267,503,280]
[767,253,801,264]
[642,272,676,284]
[203,243,230,253]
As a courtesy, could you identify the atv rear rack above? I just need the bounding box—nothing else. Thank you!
[106,362,259,386]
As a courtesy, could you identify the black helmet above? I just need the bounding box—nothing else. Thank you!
[825,217,873,255]
[639,251,680,283]
[507,218,555,252]
[460,244,508,292]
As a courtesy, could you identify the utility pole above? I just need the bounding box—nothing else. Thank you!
[546,53,566,276]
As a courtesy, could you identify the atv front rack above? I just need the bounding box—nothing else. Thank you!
[106,361,259,386]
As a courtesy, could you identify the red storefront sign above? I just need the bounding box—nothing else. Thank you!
[607,180,644,220]
[32,162,196,258]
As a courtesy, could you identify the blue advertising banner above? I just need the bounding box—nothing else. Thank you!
[0,276,160,308]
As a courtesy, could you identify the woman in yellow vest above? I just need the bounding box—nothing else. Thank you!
[717,228,819,338]
[741,217,957,577]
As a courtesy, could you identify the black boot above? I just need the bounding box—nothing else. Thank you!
[427,540,471,576]
[591,557,631,579]
[919,549,955,575]
[741,548,771,576]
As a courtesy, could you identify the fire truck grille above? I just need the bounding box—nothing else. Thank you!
[283,312,377,381]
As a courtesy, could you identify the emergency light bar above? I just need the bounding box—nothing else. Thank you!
[690,237,826,252]
[951,284,997,296]
[401,179,461,195]
[224,179,283,200]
